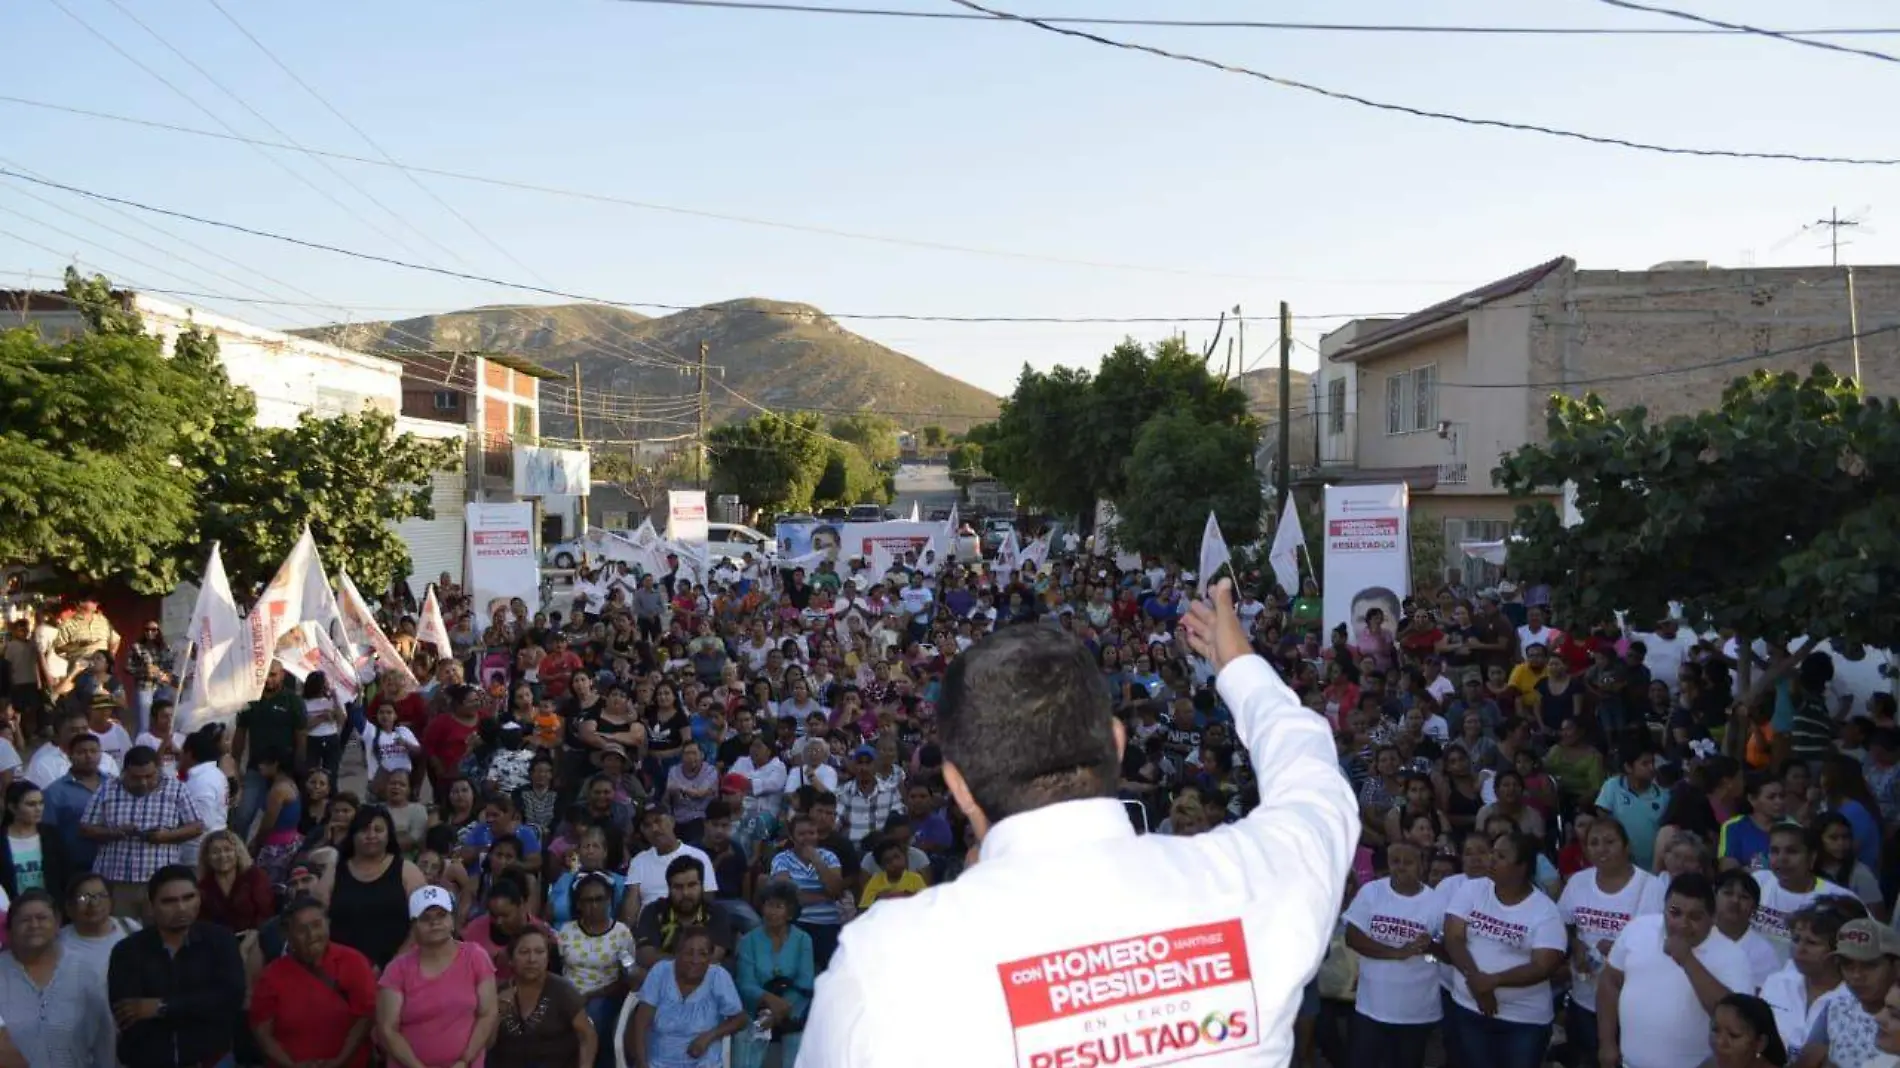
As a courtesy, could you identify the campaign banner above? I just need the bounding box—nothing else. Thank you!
[336,569,417,688]
[776,519,819,558]
[775,520,936,567]
[246,526,327,698]
[668,490,709,547]
[276,621,363,704]
[995,919,1260,1068]
[466,502,540,616]
[1322,483,1409,643]
[513,445,591,497]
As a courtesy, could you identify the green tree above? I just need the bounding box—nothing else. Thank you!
[1409,511,1446,592]
[947,439,986,492]
[813,442,885,506]
[708,411,829,516]
[1112,410,1261,565]
[1495,365,1900,646]
[919,425,948,449]
[205,410,463,594]
[978,338,1252,519]
[827,413,900,469]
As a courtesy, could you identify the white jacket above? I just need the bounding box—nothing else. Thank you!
[797,654,1359,1067]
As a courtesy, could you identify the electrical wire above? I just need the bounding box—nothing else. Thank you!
[0,94,1438,285]
[1594,0,1900,64]
[598,0,1900,37]
[944,0,1900,167]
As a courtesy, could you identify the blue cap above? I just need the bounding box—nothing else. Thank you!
[852,744,876,761]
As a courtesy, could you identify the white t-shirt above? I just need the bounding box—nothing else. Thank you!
[1425,675,1456,705]
[626,841,716,910]
[1608,914,1754,1068]
[362,723,420,780]
[1750,870,1856,965]
[1727,927,1781,994]
[1447,878,1566,1025]
[1434,874,1473,992]
[1344,878,1448,1025]
[1517,624,1562,654]
[1633,629,1699,694]
[898,586,933,620]
[90,723,133,768]
[1558,866,1659,1012]
[1761,963,1831,1066]
[305,697,340,739]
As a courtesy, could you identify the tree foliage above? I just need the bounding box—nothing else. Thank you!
[947,439,985,491]
[918,425,948,449]
[1113,410,1260,565]
[977,338,1254,522]
[592,447,699,522]
[208,411,463,594]
[0,270,463,596]
[827,413,900,469]
[1495,365,1900,646]
[708,412,830,516]
[813,442,887,507]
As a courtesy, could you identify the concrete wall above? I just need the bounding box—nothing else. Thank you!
[1525,264,1900,438]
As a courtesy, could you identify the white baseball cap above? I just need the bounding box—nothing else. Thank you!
[409,885,455,919]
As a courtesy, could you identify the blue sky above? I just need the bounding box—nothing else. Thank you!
[4,0,1899,399]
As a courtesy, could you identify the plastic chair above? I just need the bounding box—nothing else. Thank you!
[612,994,733,1068]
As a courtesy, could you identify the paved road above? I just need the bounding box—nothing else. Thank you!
[892,463,960,521]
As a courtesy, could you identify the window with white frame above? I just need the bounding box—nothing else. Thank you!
[1383,365,1438,435]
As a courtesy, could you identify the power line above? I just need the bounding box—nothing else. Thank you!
[0,94,1455,285]
[602,0,1900,37]
[1594,0,1900,64]
[944,0,1900,167]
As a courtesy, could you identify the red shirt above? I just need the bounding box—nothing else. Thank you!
[540,650,583,700]
[249,942,379,1068]
[422,714,480,778]
[394,692,430,736]
[200,866,275,933]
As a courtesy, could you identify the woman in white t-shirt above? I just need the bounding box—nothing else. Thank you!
[1444,831,1566,1068]
[1342,840,1446,1068]
[301,671,348,786]
[361,701,422,788]
[1558,818,1659,1068]
[1751,824,1856,965]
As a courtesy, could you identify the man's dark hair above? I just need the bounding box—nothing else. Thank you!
[939,626,1118,823]
[184,725,223,765]
[1716,867,1761,906]
[704,800,733,822]
[147,863,197,901]
[1665,871,1717,910]
[281,893,327,922]
[666,855,705,884]
[122,745,159,770]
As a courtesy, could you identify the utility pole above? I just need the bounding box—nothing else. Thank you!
[572,362,589,538]
[696,340,710,490]
[1847,265,1863,384]
[1278,302,1292,504]
[1816,206,1863,267]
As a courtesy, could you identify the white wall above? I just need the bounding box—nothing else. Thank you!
[134,294,402,426]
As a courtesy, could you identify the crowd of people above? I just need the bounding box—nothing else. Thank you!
[2,532,1900,1068]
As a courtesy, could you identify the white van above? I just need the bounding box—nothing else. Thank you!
[706,522,775,568]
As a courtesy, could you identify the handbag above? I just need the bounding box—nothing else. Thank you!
[761,974,810,1035]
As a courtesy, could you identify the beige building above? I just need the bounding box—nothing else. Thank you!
[1306,255,1900,580]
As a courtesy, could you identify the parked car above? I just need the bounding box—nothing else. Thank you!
[706,522,775,568]
[981,517,1015,554]
[546,539,583,569]
[848,503,886,522]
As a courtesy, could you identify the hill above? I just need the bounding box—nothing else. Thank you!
[1233,365,1312,419]
[297,299,1000,440]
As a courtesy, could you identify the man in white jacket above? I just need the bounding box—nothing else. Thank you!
[798,580,1360,1067]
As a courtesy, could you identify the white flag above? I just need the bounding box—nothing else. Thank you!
[246,526,323,696]
[337,570,418,687]
[943,504,959,539]
[1268,497,1307,597]
[907,499,921,522]
[1198,511,1232,597]
[176,543,256,732]
[919,535,942,576]
[869,542,899,585]
[630,517,662,550]
[417,587,453,660]
[1020,536,1050,572]
[995,531,1021,579]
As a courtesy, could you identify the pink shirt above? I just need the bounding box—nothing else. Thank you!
[379,941,496,1068]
